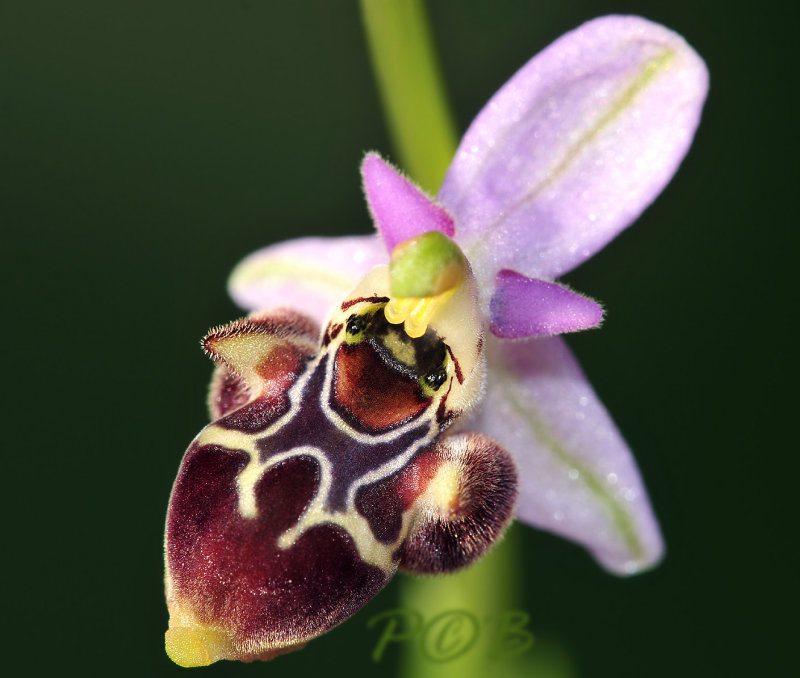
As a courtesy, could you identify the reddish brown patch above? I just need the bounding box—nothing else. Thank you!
[256,344,307,398]
[209,367,251,420]
[204,310,318,428]
[332,342,430,432]
[216,343,311,433]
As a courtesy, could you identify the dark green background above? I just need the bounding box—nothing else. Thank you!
[3,1,793,676]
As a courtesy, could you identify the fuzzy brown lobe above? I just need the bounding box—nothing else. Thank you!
[398,433,518,574]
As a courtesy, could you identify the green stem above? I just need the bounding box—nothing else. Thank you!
[360,3,520,677]
[359,0,458,193]
[398,528,522,677]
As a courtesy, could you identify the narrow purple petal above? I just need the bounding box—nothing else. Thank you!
[362,153,455,251]
[490,270,603,338]
[227,235,386,325]
[464,335,664,575]
[438,15,709,283]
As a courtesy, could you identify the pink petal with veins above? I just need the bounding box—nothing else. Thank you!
[439,15,708,284]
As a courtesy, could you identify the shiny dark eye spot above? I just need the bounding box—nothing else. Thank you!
[424,369,448,391]
[346,314,367,335]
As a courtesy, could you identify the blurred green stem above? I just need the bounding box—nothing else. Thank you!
[360,2,519,676]
[359,0,457,192]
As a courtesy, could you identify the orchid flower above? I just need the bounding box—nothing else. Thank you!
[164,15,708,667]
[228,15,708,575]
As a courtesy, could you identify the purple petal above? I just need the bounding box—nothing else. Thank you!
[490,269,603,338]
[438,15,709,283]
[362,153,455,251]
[465,335,664,574]
[228,235,386,325]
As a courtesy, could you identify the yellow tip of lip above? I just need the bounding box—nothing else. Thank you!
[165,626,229,668]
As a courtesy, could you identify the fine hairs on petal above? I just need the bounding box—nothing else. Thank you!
[361,152,455,251]
[489,270,605,338]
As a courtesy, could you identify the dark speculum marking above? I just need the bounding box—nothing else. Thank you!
[256,355,429,511]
